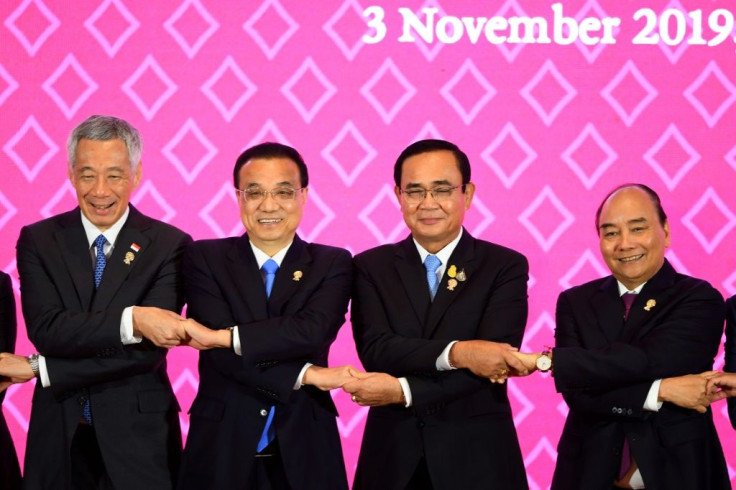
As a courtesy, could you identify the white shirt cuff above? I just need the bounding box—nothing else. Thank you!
[436,341,458,371]
[121,306,142,344]
[38,355,51,388]
[294,363,313,390]
[644,379,663,411]
[398,377,412,407]
[232,326,242,355]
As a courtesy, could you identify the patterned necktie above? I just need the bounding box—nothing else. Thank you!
[256,258,279,452]
[93,234,108,289]
[82,234,107,426]
[622,292,637,321]
[424,254,441,300]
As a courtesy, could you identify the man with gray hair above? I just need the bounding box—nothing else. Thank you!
[0,115,191,489]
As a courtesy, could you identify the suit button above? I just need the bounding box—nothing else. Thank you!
[627,409,632,415]
[612,407,617,413]
[617,408,623,414]
[260,409,268,417]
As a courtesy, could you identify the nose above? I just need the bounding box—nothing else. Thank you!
[258,191,280,211]
[618,230,634,249]
[418,191,438,208]
[91,176,110,196]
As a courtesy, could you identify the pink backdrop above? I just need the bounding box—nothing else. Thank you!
[1,0,735,487]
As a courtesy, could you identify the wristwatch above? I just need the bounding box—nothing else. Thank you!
[27,353,40,378]
[536,349,553,373]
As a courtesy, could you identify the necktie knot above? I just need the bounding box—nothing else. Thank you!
[424,254,441,300]
[262,259,279,298]
[622,292,637,320]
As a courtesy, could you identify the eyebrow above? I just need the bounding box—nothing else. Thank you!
[598,217,647,230]
[244,181,295,189]
[404,179,453,189]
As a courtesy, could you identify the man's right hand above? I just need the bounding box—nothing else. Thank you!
[659,372,718,413]
[132,306,186,348]
[303,365,362,391]
[449,340,528,381]
[0,353,35,392]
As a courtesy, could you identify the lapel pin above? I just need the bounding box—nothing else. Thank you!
[456,269,467,282]
[124,243,141,265]
[644,299,656,311]
[447,265,457,278]
[293,271,303,281]
[447,278,458,291]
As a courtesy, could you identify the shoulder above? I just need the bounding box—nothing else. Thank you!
[304,242,352,261]
[559,276,611,302]
[134,212,191,242]
[471,238,528,265]
[670,271,723,303]
[354,243,399,265]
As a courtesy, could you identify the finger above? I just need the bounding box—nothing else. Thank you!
[504,352,527,374]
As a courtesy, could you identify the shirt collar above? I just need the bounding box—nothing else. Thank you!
[412,229,463,268]
[250,240,293,268]
[617,280,645,296]
[80,206,130,248]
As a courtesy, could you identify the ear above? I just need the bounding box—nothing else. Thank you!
[299,187,308,205]
[394,186,401,203]
[462,182,475,210]
[132,162,142,188]
[663,220,670,248]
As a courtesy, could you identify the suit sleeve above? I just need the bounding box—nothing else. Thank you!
[724,297,736,429]
[554,283,724,393]
[353,251,529,409]
[183,243,351,400]
[0,273,16,404]
[21,227,192,393]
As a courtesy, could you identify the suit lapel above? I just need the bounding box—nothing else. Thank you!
[623,260,676,340]
[593,277,625,343]
[92,208,151,309]
[55,210,95,310]
[227,234,268,320]
[268,235,310,314]
[395,236,431,333]
[425,231,474,338]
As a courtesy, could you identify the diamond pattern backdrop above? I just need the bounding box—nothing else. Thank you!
[1,1,735,487]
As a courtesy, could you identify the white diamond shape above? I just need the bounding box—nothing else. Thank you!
[723,268,736,296]
[401,1,447,62]
[239,120,292,153]
[360,58,417,124]
[600,60,658,127]
[243,0,299,60]
[656,0,693,64]
[201,56,258,121]
[681,187,736,254]
[519,59,577,126]
[466,196,495,238]
[4,0,60,56]
[644,124,700,191]
[297,187,335,243]
[573,0,618,63]
[3,381,34,431]
[561,123,617,190]
[520,310,555,353]
[322,120,377,187]
[481,122,537,189]
[440,58,497,125]
[523,437,558,490]
[40,181,76,218]
[161,118,218,184]
[508,378,534,426]
[199,181,243,238]
[0,191,18,231]
[518,186,575,252]
[683,60,736,128]
[664,249,691,277]
[121,55,178,120]
[84,0,140,57]
[0,63,20,105]
[322,0,368,61]
[163,0,219,58]
[41,54,99,119]
[131,181,176,223]
[358,184,405,244]
[493,0,529,63]
[280,57,337,123]
[558,249,608,290]
[726,146,736,173]
[3,115,59,182]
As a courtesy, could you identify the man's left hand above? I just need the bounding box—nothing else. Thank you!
[0,353,35,392]
[342,372,403,406]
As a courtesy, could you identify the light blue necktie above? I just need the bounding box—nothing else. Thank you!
[256,258,278,452]
[424,254,441,300]
[83,234,107,425]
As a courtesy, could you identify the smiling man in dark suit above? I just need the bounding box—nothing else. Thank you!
[345,139,529,490]
[178,142,354,490]
[0,115,191,489]
[516,184,729,490]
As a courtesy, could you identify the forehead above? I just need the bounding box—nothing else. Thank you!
[401,150,460,184]
[238,157,300,186]
[599,188,657,224]
[75,139,129,167]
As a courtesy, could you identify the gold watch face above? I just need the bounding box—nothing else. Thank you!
[536,355,552,372]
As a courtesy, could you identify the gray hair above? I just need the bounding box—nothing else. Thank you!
[67,115,142,171]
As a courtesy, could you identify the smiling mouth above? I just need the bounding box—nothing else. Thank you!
[91,203,114,210]
[619,254,643,263]
[259,218,282,224]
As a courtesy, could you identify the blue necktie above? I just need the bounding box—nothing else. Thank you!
[83,234,107,425]
[424,254,441,300]
[256,258,278,452]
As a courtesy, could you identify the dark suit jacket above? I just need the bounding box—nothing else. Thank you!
[351,230,529,490]
[16,206,191,490]
[725,296,736,429]
[552,260,729,490]
[179,234,350,490]
[0,271,21,490]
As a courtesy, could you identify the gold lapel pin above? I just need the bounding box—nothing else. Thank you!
[447,265,457,278]
[447,278,458,291]
[644,299,656,311]
[456,269,466,282]
[293,271,303,281]
[124,252,135,265]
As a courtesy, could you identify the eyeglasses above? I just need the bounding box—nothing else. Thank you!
[399,185,462,204]
[236,187,305,203]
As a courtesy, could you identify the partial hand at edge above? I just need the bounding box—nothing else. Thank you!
[342,372,403,407]
[658,372,718,413]
[181,318,230,350]
[0,353,34,393]
[132,306,186,348]
[450,340,528,381]
[707,372,736,402]
[302,365,362,391]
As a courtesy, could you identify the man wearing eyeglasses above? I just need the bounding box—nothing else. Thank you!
[345,139,530,490]
[177,142,354,490]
